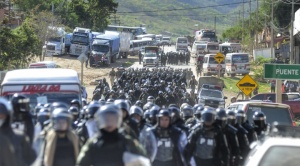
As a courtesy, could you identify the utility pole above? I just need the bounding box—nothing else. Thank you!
[256,0,259,49]
[8,0,11,26]
[290,0,295,64]
[249,0,251,27]
[271,0,274,59]
[214,16,216,33]
[242,0,245,42]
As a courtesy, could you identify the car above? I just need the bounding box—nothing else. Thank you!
[227,101,296,126]
[239,82,255,87]
[244,126,300,166]
[198,85,227,108]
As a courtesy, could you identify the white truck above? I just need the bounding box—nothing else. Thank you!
[119,31,131,59]
[45,26,66,56]
[143,46,159,67]
[69,27,93,57]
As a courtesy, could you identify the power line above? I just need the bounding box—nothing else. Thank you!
[116,1,249,13]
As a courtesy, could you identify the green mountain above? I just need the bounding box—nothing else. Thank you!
[114,0,257,38]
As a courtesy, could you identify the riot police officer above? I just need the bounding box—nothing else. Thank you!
[10,93,35,144]
[253,111,268,138]
[184,107,229,166]
[169,106,189,135]
[236,109,258,145]
[77,104,147,166]
[140,109,187,166]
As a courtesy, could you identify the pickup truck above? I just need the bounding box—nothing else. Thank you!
[250,93,300,116]
[142,46,159,67]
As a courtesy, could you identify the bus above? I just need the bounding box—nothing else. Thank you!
[106,25,144,39]
[225,53,250,77]
[129,39,154,56]
[45,26,66,56]
[136,34,156,40]
[176,37,188,51]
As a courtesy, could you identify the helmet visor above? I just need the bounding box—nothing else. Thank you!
[202,113,215,124]
[97,111,122,129]
[53,118,68,131]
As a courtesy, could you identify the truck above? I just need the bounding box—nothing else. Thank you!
[175,37,188,51]
[119,32,131,59]
[69,27,93,57]
[89,31,120,67]
[45,26,66,56]
[142,46,159,67]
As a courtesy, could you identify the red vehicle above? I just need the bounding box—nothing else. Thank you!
[250,93,300,116]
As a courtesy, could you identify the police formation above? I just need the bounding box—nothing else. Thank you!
[0,83,269,166]
[166,50,191,66]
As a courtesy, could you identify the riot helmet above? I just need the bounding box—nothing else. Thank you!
[143,109,151,124]
[37,108,50,127]
[44,103,52,108]
[235,109,246,124]
[135,100,143,108]
[201,107,216,126]
[181,105,193,121]
[95,104,122,132]
[82,98,87,107]
[70,99,81,109]
[129,106,143,123]
[10,93,30,114]
[114,99,130,119]
[194,105,204,120]
[98,98,106,105]
[147,96,155,103]
[49,102,69,112]
[106,98,115,104]
[51,108,73,132]
[253,111,267,129]
[0,97,13,128]
[87,101,101,119]
[34,105,44,117]
[143,102,155,111]
[157,109,171,128]
[216,107,227,128]
[68,106,79,121]
[227,110,236,126]
[149,105,160,125]
[168,106,181,124]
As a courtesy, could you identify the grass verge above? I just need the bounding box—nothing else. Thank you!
[221,77,271,94]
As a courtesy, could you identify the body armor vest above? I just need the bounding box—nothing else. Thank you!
[194,129,216,159]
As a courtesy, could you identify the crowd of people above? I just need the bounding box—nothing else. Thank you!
[0,67,271,166]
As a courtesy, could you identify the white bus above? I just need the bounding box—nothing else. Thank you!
[225,53,250,77]
[205,42,219,54]
[176,37,188,51]
[221,42,242,52]
[136,34,156,40]
[45,26,66,56]
[1,69,82,111]
[106,25,144,39]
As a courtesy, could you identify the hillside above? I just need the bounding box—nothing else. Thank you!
[114,0,257,38]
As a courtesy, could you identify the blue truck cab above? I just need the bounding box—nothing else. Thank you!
[90,31,120,66]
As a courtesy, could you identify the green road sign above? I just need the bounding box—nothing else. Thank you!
[264,64,300,80]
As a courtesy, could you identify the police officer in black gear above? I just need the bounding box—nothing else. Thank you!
[10,93,35,145]
[129,105,145,131]
[181,105,194,122]
[36,108,51,130]
[253,111,268,138]
[169,106,189,135]
[49,102,69,112]
[230,110,250,163]
[149,105,160,126]
[68,106,80,129]
[215,108,240,166]
[155,91,167,107]
[184,107,229,166]
[0,97,36,166]
[141,109,187,166]
[77,104,147,166]
[114,99,140,138]
[76,101,100,145]
[186,105,204,129]
[236,109,258,145]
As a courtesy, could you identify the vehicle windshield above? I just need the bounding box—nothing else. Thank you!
[200,89,222,98]
[221,46,232,52]
[72,35,89,44]
[202,32,216,38]
[259,146,300,166]
[207,45,219,50]
[5,93,80,112]
[232,54,249,63]
[163,37,170,40]
[177,39,188,43]
[144,53,156,57]
[197,45,206,50]
[246,105,292,125]
[92,45,109,52]
[48,37,61,42]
